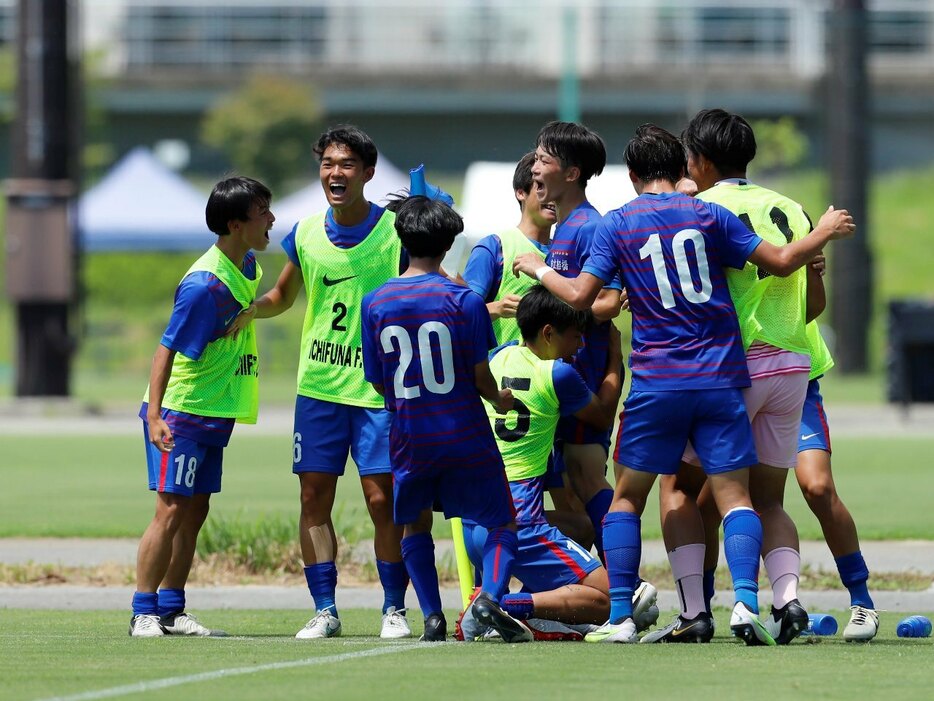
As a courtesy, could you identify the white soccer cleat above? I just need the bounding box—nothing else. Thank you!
[584,618,638,644]
[296,610,342,639]
[129,614,165,638]
[379,607,412,639]
[729,602,776,646]
[632,581,660,632]
[843,605,879,642]
[160,611,227,637]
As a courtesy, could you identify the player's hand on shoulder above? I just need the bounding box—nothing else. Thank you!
[225,303,257,341]
[817,205,855,240]
[620,288,630,312]
[513,252,543,279]
[148,418,175,454]
[675,178,698,197]
[495,388,514,414]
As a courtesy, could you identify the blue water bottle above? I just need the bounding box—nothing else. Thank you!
[897,615,932,638]
[801,613,838,636]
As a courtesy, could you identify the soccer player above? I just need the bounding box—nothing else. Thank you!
[652,108,840,645]
[361,194,530,643]
[531,121,621,561]
[130,177,274,637]
[463,151,555,344]
[241,126,409,640]
[458,286,659,640]
[513,124,854,644]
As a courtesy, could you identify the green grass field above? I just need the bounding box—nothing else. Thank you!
[1,434,932,541]
[2,608,931,701]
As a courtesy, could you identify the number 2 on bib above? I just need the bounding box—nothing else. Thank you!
[639,229,713,309]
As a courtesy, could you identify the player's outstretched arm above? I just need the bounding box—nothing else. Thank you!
[573,324,623,431]
[255,261,303,318]
[146,344,177,453]
[512,252,604,311]
[748,206,854,278]
[474,360,514,413]
[592,288,622,322]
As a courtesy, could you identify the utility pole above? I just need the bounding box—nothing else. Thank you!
[827,0,872,373]
[6,0,79,395]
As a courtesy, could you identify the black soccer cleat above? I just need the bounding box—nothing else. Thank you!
[640,612,714,644]
[764,599,809,645]
[470,592,532,643]
[420,613,447,642]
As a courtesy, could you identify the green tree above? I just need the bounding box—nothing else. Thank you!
[749,117,808,174]
[202,76,325,193]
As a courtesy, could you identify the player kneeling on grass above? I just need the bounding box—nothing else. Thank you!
[458,285,659,641]
[361,194,531,643]
[130,177,274,637]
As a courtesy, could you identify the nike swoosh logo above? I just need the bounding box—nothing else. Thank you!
[323,275,357,287]
[224,313,239,326]
[670,622,701,637]
[800,433,819,441]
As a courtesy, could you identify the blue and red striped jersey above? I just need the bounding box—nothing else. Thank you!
[583,192,762,391]
[361,273,504,478]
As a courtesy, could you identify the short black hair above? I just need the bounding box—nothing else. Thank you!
[512,151,536,210]
[313,124,378,169]
[392,195,463,258]
[516,285,592,342]
[681,108,757,175]
[624,124,686,185]
[205,176,271,236]
[536,121,606,189]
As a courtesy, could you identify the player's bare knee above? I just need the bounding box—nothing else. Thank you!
[801,476,835,511]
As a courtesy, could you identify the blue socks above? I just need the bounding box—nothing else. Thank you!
[723,507,762,614]
[401,533,443,618]
[157,588,185,616]
[603,511,641,624]
[376,559,408,614]
[304,562,338,617]
[835,551,874,608]
[585,489,614,560]
[481,527,518,601]
[703,568,716,612]
[131,592,158,617]
[501,593,535,620]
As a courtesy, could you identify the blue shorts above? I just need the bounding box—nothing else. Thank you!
[393,464,514,527]
[463,521,600,592]
[292,395,391,476]
[615,388,757,475]
[143,424,223,496]
[556,416,612,452]
[798,379,832,453]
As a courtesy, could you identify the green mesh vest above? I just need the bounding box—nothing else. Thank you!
[492,228,548,345]
[294,208,401,408]
[487,345,560,481]
[154,245,262,423]
[806,321,834,380]
[700,182,811,355]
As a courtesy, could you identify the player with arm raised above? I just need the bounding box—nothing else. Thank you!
[130,177,273,637]
[238,126,409,640]
[361,194,531,643]
[514,124,854,644]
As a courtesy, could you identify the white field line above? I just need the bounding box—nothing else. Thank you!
[32,643,430,701]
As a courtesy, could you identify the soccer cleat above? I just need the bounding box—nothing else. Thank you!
[420,613,447,642]
[295,609,342,639]
[843,605,879,642]
[632,580,660,632]
[160,611,227,637]
[640,612,714,644]
[524,618,585,642]
[129,613,165,638]
[730,602,776,646]
[763,599,809,645]
[584,618,638,644]
[470,592,532,643]
[379,607,412,640]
